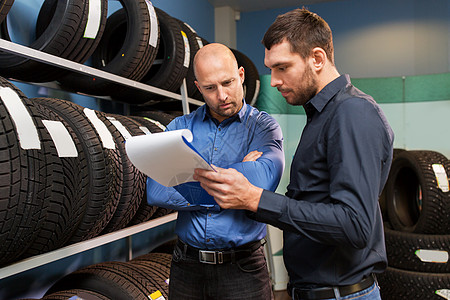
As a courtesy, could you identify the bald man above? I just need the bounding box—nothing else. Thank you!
[146,43,284,299]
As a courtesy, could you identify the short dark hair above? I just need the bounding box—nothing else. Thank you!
[262,8,334,65]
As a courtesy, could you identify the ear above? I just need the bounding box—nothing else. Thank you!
[194,81,203,94]
[311,47,327,71]
[238,66,245,84]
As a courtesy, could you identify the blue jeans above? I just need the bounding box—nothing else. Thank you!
[169,243,273,300]
[293,282,381,300]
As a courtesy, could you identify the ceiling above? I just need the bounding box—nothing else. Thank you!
[207,0,335,12]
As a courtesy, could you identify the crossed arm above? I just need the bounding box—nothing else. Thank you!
[193,165,263,212]
[146,150,266,211]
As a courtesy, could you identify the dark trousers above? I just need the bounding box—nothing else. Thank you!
[168,242,274,300]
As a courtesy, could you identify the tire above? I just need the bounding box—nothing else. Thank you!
[127,260,170,298]
[113,7,189,103]
[385,150,450,233]
[150,207,175,220]
[126,198,158,226]
[42,289,109,300]
[200,37,210,47]
[132,252,173,268]
[0,77,51,266]
[124,116,163,227]
[231,48,260,106]
[32,98,122,243]
[377,266,450,300]
[131,110,175,127]
[174,18,203,99]
[379,148,407,219]
[0,77,54,266]
[100,114,146,233]
[127,115,166,133]
[23,101,88,256]
[58,0,160,96]
[384,227,450,273]
[0,0,108,82]
[0,0,14,25]
[46,261,168,300]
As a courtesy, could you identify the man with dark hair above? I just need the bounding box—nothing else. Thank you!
[147,43,284,299]
[194,8,394,300]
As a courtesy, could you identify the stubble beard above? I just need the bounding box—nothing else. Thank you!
[286,66,318,106]
[213,101,239,119]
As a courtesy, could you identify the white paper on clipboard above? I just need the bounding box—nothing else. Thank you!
[125,129,216,187]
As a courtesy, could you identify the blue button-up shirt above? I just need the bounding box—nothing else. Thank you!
[253,75,394,287]
[147,101,284,249]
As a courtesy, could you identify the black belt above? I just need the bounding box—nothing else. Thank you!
[177,239,262,264]
[290,275,375,300]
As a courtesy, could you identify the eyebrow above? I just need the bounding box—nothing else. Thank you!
[200,77,235,88]
[265,62,287,69]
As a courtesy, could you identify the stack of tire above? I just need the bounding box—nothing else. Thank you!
[0,0,260,108]
[378,149,450,299]
[0,76,176,267]
[17,252,172,300]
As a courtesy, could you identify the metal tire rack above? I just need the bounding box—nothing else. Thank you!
[0,37,194,281]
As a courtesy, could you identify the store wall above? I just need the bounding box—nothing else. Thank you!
[237,0,450,78]
[114,0,215,42]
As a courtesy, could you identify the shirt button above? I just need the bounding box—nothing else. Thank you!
[214,147,218,151]
[206,239,210,242]
[208,213,212,217]
[218,128,221,131]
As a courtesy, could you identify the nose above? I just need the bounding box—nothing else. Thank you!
[270,73,282,87]
[217,86,227,101]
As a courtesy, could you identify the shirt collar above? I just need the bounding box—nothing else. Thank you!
[304,74,350,115]
[202,99,247,123]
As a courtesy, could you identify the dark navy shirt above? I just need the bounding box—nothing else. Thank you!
[252,75,394,288]
[147,101,284,249]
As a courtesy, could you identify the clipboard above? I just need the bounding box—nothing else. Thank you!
[125,129,217,205]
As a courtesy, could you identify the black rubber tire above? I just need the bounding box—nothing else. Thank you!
[113,7,190,103]
[58,0,160,96]
[384,227,450,273]
[83,109,124,236]
[181,22,205,100]
[385,150,450,233]
[23,101,89,256]
[131,252,173,268]
[124,116,163,227]
[126,198,158,226]
[42,289,109,300]
[32,98,122,243]
[150,207,175,220]
[131,110,175,127]
[379,148,407,220]
[0,0,108,82]
[377,266,450,300]
[174,18,203,99]
[127,260,170,298]
[200,37,210,47]
[127,115,165,133]
[46,261,168,300]
[231,48,260,106]
[100,114,146,233]
[0,0,14,25]
[0,77,50,266]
